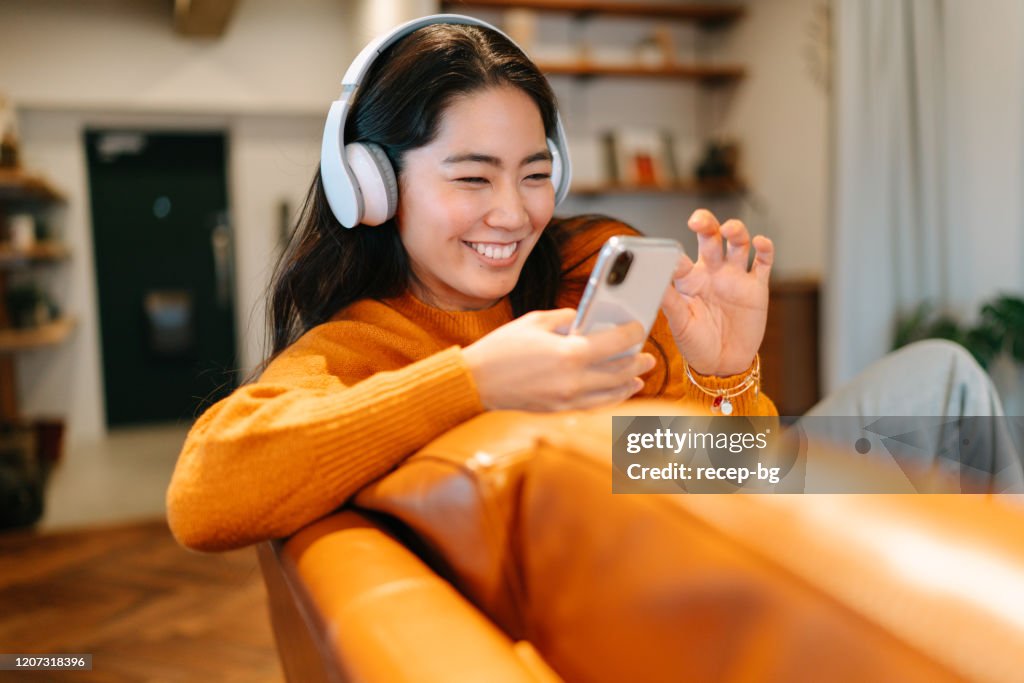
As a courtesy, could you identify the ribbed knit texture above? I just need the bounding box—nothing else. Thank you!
[167,219,776,551]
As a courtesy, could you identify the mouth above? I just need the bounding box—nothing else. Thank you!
[463,240,520,265]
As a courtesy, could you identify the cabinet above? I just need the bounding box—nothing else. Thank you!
[0,167,75,422]
[760,278,821,417]
[441,0,747,197]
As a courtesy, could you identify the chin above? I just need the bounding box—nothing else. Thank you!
[459,280,515,307]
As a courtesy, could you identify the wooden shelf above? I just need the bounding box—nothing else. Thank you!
[571,178,745,196]
[0,168,66,203]
[0,317,77,353]
[538,61,744,83]
[441,1,745,25]
[0,241,70,268]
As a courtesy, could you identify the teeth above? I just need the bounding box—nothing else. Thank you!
[468,241,517,260]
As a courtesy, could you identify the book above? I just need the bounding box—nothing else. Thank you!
[608,128,675,187]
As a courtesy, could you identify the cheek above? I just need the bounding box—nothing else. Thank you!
[524,187,556,229]
[423,187,488,236]
[399,182,475,246]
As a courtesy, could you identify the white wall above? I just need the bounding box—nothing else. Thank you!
[718,0,829,278]
[1,0,352,113]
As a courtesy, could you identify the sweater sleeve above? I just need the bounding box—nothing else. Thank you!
[166,345,484,552]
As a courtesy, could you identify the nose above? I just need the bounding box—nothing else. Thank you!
[483,180,529,230]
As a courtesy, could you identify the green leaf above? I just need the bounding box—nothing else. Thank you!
[893,302,935,349]
[891,294,1024,369]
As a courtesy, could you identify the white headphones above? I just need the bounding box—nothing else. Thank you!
[320,13,572,229]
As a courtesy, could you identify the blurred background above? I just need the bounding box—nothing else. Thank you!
[0,0,1020,531]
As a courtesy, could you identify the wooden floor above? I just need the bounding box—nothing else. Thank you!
[0,518,284,682]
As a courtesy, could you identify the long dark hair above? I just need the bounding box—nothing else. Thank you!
[265,22,564,362]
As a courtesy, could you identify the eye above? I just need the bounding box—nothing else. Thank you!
[456,177,488,184]
[525,173,551,182]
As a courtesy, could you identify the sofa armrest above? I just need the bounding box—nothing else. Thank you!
[258,539,343,683]
[260,509,562,683]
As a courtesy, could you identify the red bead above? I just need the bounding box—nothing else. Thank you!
[712,396,723,408]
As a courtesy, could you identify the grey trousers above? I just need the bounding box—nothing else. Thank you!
[795,340,1024,493]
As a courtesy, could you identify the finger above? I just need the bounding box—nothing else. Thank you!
[661,283,692,334]
[688,209,724,267]
[528,308,578,333]
[670,252,696,280]
[568,356,641,402]
[721,219,751,269]
[591,351,656,377]
[750,235,774,285]
[576,320,646,362]
[572,377,645,411]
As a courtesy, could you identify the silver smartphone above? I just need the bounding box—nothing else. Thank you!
[570,235,683,356]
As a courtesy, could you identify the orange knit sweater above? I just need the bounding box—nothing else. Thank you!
[167,219,776,551]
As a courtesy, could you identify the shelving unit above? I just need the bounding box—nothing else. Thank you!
[0,168,65,202]
[0,317,76,353]
[0,167,73,421]
[441,0,747,197]
[536,62,744,82]
[0,241,70,266]
[442,0,744,24]
[570,178,745,196]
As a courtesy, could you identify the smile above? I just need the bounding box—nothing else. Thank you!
[463,240,519,262]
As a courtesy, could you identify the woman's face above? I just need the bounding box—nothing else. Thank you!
[396,86,555,311]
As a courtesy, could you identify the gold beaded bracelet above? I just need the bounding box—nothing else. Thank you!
[683,354,760,415]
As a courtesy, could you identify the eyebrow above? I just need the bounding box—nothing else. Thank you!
[442,150,552,167]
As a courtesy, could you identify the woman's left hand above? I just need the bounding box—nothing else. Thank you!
[661,209,774,376]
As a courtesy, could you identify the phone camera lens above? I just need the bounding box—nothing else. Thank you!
[606,250,633,286]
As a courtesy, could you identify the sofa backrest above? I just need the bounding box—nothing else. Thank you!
[354,401,1024,683]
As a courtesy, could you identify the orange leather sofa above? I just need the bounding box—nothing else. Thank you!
[258,401,1024,683]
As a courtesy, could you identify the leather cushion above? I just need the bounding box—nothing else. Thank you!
[354,402,1024,682]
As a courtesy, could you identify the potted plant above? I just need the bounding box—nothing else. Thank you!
[894,294,1024,412]
[5,284,53,329]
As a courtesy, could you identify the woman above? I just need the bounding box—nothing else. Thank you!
[167,17,856,552]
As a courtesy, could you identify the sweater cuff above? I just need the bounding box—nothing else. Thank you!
[683,356,762,416]
[687,356,759,390]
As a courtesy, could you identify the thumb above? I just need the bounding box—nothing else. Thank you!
[527,307,578,333]
[660,284,692,335]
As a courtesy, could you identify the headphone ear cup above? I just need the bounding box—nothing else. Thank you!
[344,142,398,226]
[547,137,563,198]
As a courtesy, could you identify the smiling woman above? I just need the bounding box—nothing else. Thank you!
[166,15,778,552]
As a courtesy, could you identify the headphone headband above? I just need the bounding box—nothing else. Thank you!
[341,15,498,87]
[321,13,572,228]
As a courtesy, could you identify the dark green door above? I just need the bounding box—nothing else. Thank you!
[86,130,237,426]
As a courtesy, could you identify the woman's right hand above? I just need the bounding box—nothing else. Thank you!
[463,308,655,412]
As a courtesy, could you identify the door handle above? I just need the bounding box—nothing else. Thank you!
[210,218,232,309]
